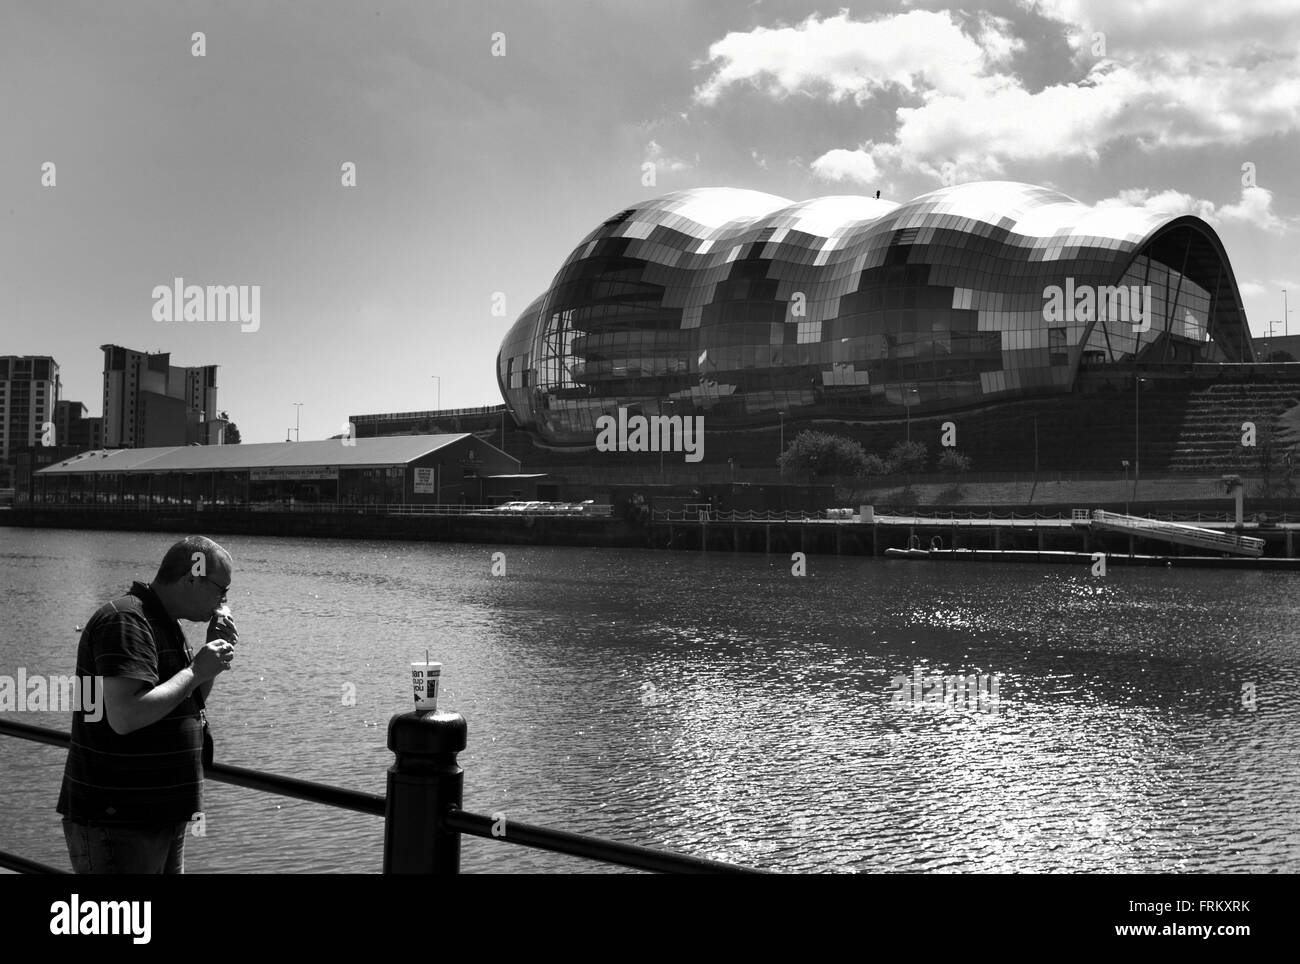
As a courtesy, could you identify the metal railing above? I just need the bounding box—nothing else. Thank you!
[654,508,814,523]
[19,501,613,519]
[351,405,510,421]
[1089,510,1266,556]
[653,506,1300,526]
[0,714,761,875]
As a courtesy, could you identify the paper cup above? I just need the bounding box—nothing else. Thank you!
[411,662,441,712]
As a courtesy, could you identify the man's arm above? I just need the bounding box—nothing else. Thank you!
[103,642,229,735]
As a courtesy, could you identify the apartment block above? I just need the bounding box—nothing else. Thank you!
[55,400,104,451]
[0,355,61,484]
[100,344,218,448]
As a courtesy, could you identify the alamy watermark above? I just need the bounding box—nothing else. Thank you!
[151,277,260,332]
[595,407,704,463]
[889,667,1002,713]
[50,894,151,943]
[0,670,103,721]
[1042,279,1151,332]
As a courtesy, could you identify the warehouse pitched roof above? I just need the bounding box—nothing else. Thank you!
[36,435,478,475]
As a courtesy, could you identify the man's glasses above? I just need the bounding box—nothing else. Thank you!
[200,575,231,597]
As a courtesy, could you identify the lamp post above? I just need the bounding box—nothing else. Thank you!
[1121,459,1130,515]
[1033,414,1039,479]
[1134,377,1147,493]
[777,410,785,480]
[660,400,676,479]
[905,387,918,443]
[1264,319,1283,362]
[293,402,303,442]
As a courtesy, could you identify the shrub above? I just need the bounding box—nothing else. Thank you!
[862,453,889,476]
[884,440,928,474]
[937,449,973,475]
[778,431,871,479]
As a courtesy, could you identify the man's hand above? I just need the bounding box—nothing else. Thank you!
[103,640,234,736]
[193,639,236,681]
[207,611,238,647]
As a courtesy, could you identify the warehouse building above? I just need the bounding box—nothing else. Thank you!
[32,435,524,507]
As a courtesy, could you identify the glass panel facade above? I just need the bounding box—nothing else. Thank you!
[498,183,1253,444]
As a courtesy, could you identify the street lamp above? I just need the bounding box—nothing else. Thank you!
[1263,320,1282,362]
[777,410,785,480]
[905,387,918,443]
[293,402,303,442]
[660,399,676,479]
[1134,377,1147,491]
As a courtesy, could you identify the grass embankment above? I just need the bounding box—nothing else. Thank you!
[845,476,1258,507]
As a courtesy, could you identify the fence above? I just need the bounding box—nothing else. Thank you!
[1089,509,1266,555]
[19,502,613,519]
[655,507,1300,524]
[542,466,1282,488]
[0,713,762,875]
[353,404,510,421]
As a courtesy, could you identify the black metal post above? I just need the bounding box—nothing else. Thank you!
[383,710,466,874]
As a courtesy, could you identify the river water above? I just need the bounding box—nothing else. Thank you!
[1,526,1297,873]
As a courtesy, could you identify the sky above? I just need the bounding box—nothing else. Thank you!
[3,0,1298,444]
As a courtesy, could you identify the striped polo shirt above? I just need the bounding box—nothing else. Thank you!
[56,581,204,824]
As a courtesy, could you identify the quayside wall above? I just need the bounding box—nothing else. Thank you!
[5,505,1299,564]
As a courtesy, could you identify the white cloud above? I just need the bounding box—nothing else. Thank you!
[1094,185,1290,234]
[1218,186,1288,232]
[644,140,693,173]
[694,10,1021,106]
[1094,187,1218,221]
[810,148,881,186]
[1021,0,1300,54]
[1238,281,1267,298]
[696,7,1300,186]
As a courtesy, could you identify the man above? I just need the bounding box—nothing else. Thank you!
[57,535,239,873]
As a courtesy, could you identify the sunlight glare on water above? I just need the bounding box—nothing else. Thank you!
[1,528,1297,873]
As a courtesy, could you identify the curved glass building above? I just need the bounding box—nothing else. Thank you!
[497,181,1253,444]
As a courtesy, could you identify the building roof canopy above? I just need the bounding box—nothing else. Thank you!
[37,435,478,475]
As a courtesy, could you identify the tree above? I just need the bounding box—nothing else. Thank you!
[213,411,241,444]
[778,430,871,479]
[862,453,889,476]
[1254,428,1296,498]
[885,440,928,474]
[936,448,972,503]
[937,448,972,475]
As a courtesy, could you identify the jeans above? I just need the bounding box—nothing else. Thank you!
[63,818,188,874]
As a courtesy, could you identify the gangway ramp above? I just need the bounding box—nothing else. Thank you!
[1083,509,1265,557]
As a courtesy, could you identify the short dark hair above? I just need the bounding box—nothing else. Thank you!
[154,536,228,586]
